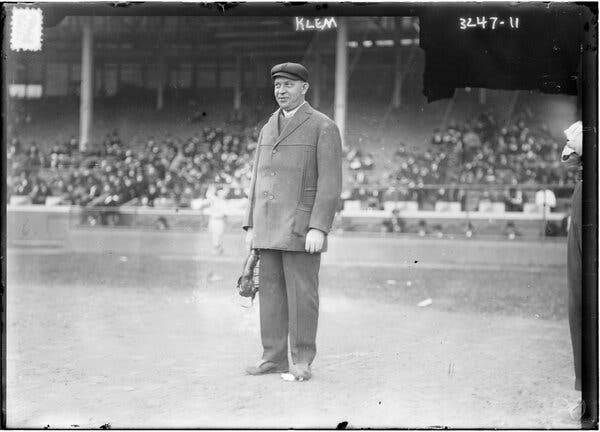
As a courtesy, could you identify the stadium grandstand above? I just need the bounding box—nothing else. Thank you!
[6,12,580,238]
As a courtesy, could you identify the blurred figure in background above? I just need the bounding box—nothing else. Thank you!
[382,208,405,234]
[204,184,229,256]
[561,120,583,415]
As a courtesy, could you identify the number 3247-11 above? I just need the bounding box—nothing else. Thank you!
[459,17,520,30]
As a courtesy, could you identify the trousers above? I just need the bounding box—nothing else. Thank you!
[208,217,225,249]
[567,181,582,391]
[258,249,321,366]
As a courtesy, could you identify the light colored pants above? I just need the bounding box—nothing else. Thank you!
[208,218,225,251]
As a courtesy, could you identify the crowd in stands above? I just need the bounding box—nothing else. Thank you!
[7,128,257,207]
[7,110,577,211]
[342,111,577,210]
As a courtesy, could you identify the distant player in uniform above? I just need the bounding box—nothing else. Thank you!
[243,62,342,381]
[561,121,583,397]
[204,184,229,255]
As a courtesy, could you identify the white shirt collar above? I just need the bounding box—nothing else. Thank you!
[281,101,306,118]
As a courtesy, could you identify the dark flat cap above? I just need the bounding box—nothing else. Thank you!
[271,62,309,82]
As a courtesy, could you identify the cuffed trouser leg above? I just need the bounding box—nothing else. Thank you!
[258,249,289,365]
[282,251,321,365]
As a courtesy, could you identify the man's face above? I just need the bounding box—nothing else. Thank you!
[273,77,308,111]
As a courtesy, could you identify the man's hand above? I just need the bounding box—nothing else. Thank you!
[305,229,325,254]
[245,228,254,252]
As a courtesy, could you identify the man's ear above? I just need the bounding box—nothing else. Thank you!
[302,82,310,95]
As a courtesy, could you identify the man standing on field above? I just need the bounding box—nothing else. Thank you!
[243,62,342,381]
[561,121,584,418]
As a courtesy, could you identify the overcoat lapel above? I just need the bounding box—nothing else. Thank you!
[263,111,280,144]
[273,103,313,148]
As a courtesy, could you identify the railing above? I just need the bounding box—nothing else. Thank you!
[7,181,576,238]
[341,183,574,209]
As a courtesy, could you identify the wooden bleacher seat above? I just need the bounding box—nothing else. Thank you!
[383,201,419,212]
[154,197,177,208]
[490,202,506,213]
[10,195,32,205]
[190,198,205,210]
[478,201,493,212]
[45,196,64,206]
[434,201,461,212]
[523,203,542,213]
[344,200,362,211]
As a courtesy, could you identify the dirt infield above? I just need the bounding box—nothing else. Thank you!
[5,232,580,429]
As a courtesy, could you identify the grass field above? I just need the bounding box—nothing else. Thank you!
[5,231,580,429]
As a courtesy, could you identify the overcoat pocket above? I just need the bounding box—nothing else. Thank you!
[298,188,316,212]
[292,207,311,236]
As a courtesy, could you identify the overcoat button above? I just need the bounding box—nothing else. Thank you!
[269,195,274,200]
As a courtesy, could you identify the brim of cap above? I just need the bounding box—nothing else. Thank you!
[272,72,305,81]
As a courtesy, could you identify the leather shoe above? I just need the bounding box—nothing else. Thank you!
[291,362,311,381]
[245,360,289,375]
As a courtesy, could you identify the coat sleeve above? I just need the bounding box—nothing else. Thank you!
[309,120,343,234]
[242,129,263,231]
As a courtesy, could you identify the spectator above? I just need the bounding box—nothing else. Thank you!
[382,208,406,233]
[6,110,576,211]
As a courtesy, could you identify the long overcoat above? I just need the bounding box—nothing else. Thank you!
[243,103,342,252]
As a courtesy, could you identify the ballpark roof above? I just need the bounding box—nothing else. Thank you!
[15,12,418,62]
